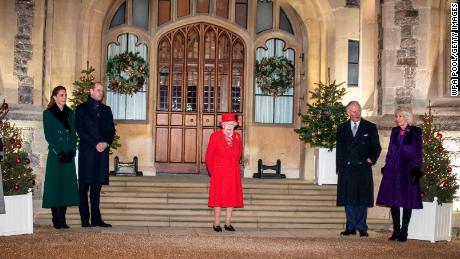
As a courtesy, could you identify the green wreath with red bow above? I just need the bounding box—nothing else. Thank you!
[106,52,149,95]
[255,56,295,97]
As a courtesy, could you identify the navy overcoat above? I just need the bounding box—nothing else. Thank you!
[75,98,115,185]
[336,119,382,207]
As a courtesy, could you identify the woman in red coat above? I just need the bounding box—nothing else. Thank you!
[206,113,244,232]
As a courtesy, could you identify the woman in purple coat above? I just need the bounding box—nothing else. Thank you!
[376,107,423,242]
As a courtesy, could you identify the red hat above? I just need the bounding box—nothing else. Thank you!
[218,113,239,125]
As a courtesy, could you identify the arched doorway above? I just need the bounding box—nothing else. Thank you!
[155,23,245,173]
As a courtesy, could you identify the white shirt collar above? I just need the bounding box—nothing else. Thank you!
[351,120,361,129]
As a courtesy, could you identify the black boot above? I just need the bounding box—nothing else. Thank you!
[389,207,400,241]
[398,208,412,242]
[60,206,70,229]
[51,207,62,229]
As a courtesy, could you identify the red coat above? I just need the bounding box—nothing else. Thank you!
[206,130,244,208]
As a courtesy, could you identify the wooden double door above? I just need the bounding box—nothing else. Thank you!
[155,23,245,173]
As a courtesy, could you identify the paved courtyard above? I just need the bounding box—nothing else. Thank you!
[1,226,459,258]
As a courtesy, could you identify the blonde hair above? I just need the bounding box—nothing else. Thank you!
[394,106,413,124]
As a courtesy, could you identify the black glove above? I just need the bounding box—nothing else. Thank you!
[58,151,73,163]
[410,167,424,184]
[67,150,76,158]
[380,166,385,175]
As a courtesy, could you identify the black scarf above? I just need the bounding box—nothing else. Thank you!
[49,103,71,132]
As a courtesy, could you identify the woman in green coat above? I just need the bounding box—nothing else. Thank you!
[42,85,79,229]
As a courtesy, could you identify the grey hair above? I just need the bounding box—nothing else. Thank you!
[346,101,362,112]
[394,106,413,124]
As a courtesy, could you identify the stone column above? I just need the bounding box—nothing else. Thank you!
[14,0,35,104]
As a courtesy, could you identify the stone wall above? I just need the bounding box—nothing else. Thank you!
[14,0,35,104]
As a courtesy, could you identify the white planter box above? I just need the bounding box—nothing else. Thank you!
[406,198,453,242]
[0,192,33,236]
[315,148,337,185]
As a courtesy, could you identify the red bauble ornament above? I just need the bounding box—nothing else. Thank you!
[15,157,21,164]
[443,181,449,188]
[447,167,452,173]
[436,133,443,139]
[437,146,444,152]
[14,184,20,190]
[421,191,426,197]
[16,143,22,149]
[428,165,433,171]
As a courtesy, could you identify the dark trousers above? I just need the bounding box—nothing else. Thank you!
[345,205,368,231]
[79,182,102,223]
[390,206,412,233]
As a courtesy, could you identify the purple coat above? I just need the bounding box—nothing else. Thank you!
[376,125,423,209]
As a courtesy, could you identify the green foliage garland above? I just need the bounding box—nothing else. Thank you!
[295,75,348,151]
[420,103,459,203]
[1,100,35,195]
[255,56,294,97]
[106,52,149,95]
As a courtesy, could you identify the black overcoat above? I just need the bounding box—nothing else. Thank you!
[336,119,382,207]
[75,99,115,184]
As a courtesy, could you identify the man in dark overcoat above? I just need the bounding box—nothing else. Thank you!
[76,82,115,227]
[336,101,381,237]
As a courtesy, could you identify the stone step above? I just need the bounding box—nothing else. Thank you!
[78,203,344,212]
[102,186,336,196]
[109,176,337,190]
[34,176,390,230]
[35,214,390,230]
[101,192,337,201]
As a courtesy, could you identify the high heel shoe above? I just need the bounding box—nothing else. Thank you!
[224,224,235,231]
[213,225,222,232]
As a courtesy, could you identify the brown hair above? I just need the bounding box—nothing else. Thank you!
[47,85,67,108]
[90,81,103,89]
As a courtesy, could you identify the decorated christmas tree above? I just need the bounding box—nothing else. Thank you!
[1,100,35,196]
[420,103,459,203]
[69,62,121,151]
[295,71,348,150]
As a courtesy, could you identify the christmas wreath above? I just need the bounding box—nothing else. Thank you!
[255,56,295,96]
[106,52,149,95]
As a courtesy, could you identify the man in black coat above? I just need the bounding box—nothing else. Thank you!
[336,101,381,237]
[76,82,115,228]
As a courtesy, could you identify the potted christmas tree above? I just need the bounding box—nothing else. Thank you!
[406,103,459,242]
[0,100,35,236]
[295,71,347,185]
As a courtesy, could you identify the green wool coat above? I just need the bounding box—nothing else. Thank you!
[42,108,79,208]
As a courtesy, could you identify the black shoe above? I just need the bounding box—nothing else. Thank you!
[397,232,408,242]
[61,222,70,229]
[340,229,356,236]
[59,207,70,229]
[81,221,91,228]
[389,231,400,241]
[52,221,62,229]
[51,207,61,229]
[359,229,369,237]
[224,225,235,231]
[91,221,112,228]
[213,225,222,232]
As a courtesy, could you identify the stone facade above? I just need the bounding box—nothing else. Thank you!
[14,0,34,104]
[394,0,419,105]
[0,0,459,226]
